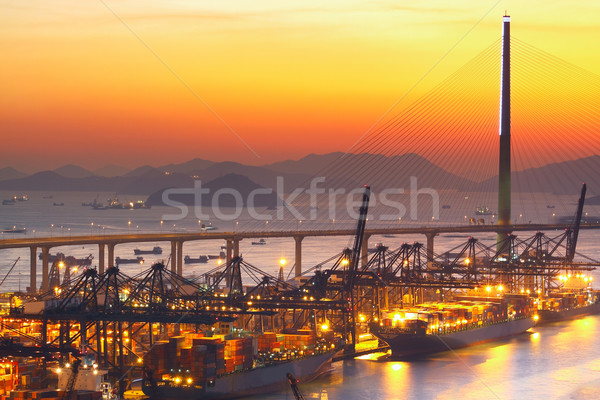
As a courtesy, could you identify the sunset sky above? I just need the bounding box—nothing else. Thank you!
[1,1,599,174]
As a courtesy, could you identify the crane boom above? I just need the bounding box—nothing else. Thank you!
[568,183,586,262]
[347,185,371,347]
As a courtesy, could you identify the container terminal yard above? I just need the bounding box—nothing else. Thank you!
[0,183,599,399]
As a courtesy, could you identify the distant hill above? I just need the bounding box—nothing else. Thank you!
[0,170,193,195]
[0,167,26,181]
[53,164,95,178]
[476,155,600,195]
[264,152,472,191]
[146,173,279,208]
[159,158,216,174]
[2,153,598,195]
[122,165,160,177]
[264,152,347,176]
[120,170,195,195]
[193,161,311,191]
[94,164,130,177]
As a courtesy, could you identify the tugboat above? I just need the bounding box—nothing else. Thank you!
[251,239,267,245]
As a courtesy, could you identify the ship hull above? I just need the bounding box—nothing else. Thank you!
[538,301,600,323]
[142,352,333,400]
[373,317,534,358]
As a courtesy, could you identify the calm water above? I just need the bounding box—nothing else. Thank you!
[252,316,600,400]
[1,190,600,399]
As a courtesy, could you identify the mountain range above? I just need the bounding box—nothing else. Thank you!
[0,153,597,196]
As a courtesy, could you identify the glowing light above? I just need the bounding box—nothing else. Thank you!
[279,258,286,266]
[486,286,492,293]
[391,363,402,371]
[497,285,504,292]
[533,315,539,322]
[187,378,193,384]
[465,258,470,265]
[532,332,540,340]
[359,314,365,322]
[341,259,349,266]
[321,324,329,331]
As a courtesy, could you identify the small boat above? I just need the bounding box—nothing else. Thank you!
[2,199,15,205]
[184,255,208,264]
[115,256,144,265]
[1,226,27,234]
[15,195,29,201]
[134,246,163,255]
[475,206,495,215]
[207,251,226,260]
[442,204,451,209]
[42,194,53,199]
[53,202,65,206]
[252,239,267,245]
[546,205,555,209]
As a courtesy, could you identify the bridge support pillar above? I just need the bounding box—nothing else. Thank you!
[176,241,183,276]
[29,246,37,293]
[170,241,177,274]
[41,247,50,293]
[294,236,303,278]
[233,239,240,258]
[361,234,371,268]
[425,232,438,269]
[107,244,115,268]
[98,243,105,274]
[226,239,233,261]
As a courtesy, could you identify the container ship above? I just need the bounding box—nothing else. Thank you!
[141,330,336,400]
[370,292,535,358]
[536,274,600,323]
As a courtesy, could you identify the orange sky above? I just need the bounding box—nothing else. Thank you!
[1,1,599,174]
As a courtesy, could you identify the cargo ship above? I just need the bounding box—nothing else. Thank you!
[134,246,163,255]
[536,275,600,323]
[184,255,209,264]
[370,293,535,358]
[142,351,333,400]
[141,331,335,399]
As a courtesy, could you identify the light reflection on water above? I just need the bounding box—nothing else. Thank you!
[249,316,600,400]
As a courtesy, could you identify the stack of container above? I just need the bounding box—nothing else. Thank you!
[282,331,315,351]
[224,337,253,373]
[143,341,169,376]
[256,332,284,352]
